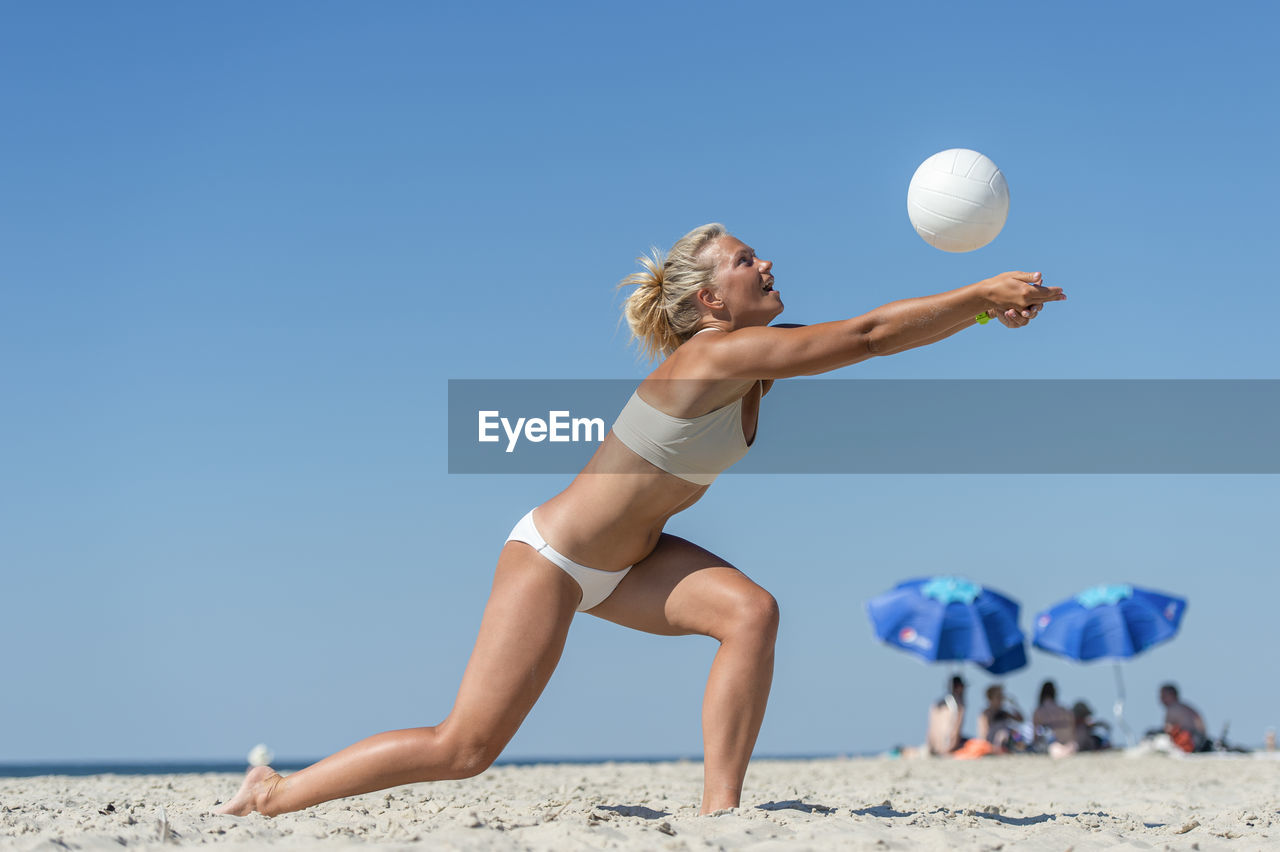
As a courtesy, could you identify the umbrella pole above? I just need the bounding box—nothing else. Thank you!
[1112,663,1134,747]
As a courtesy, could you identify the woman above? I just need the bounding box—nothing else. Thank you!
[218,223,1063,816]
[1032,679,1076,748]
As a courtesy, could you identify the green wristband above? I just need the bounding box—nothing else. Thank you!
[975,311,992,325]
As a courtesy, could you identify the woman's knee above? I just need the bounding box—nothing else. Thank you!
[723,585,780,643]
[435,727,503,779]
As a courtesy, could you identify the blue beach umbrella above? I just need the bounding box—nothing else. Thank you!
[1033,584,1187,743]
[866,576,1027,674]
[1033,584,1186,661]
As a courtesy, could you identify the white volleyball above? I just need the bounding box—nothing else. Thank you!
[906,149,1010,252]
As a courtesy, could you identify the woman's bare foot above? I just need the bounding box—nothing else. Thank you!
[215,765,282,816]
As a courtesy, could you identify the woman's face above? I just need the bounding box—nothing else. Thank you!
[705,236,783,325]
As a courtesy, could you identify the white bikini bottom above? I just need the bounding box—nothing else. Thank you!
[506,510,632,611]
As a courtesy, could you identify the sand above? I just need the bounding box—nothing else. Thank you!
[2,753,1277,850]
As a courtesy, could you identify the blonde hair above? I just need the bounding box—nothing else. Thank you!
[618,223,728,360]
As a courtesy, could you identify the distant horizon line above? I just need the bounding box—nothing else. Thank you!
[0,752,864,778]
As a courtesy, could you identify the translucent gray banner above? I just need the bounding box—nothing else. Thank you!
[448,380,1280,474]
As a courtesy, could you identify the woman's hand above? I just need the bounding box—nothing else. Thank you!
[994,304,1041,328]
[980,271,1065,326]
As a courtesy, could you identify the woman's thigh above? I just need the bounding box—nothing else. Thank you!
[585,534,775,639]
[444,542,581,744]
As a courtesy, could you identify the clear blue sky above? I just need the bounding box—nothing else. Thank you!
[2,1,1277,764]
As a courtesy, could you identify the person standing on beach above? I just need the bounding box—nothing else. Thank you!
[218,223,1064,817]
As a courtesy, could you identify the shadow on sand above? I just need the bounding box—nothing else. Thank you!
[852,803,915,819]
[756,800,836,814]
[852,804,1066,826]
[597,804,671,820]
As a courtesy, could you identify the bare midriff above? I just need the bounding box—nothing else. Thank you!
[531,432,713,572]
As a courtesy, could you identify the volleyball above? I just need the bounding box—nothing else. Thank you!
[906,149,1010,253]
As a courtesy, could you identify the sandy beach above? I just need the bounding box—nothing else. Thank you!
[2,753,1276,850]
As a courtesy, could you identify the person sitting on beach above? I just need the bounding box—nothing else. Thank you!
[927,676,968,755]
[1160,683,1207,752]
[976,684,1024,752]
[1070,701,1111,751]
[1048,699,1112,757]
[1032,680,1075,748]
[217,224,1062,817]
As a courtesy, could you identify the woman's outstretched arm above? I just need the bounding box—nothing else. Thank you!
[702,271,1063,379]
[874,299,1044,357]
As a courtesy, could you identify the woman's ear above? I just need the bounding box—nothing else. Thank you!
[696,287,724,310]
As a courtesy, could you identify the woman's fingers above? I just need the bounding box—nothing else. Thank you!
[995,302,1044,328]
[989,271,1066,309]
[1013,273,1064,301]
[1026,284,1066,303]
[996,308,1027,328]
[984,271,1064,323]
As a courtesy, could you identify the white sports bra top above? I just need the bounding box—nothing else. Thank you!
[611,331,758,485]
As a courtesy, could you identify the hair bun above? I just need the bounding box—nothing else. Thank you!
[618,224,726,361]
